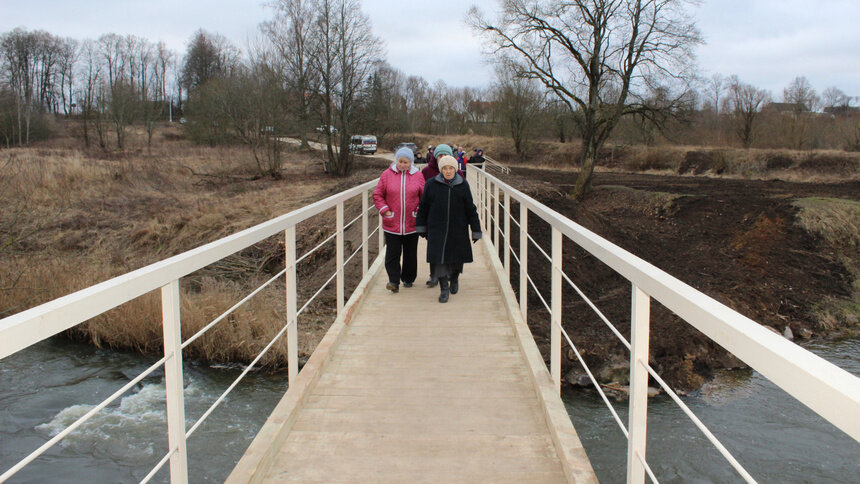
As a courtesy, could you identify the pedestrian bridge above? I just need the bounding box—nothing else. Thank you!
[1,168,859,483]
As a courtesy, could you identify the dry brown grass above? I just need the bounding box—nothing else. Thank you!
[794,197,860,327]
[1,122,384,367]
[384,131,860,182]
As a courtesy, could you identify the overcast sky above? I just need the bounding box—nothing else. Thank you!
[2,0,858,99]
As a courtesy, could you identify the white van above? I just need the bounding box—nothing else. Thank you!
[349,135,377,155]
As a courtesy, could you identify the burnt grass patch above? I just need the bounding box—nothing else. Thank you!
[500,168,860,391]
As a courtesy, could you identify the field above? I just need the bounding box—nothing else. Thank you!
[0,122,388,366]
[2,122,859,389]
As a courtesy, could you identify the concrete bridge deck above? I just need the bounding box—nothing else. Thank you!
[226,238,597,483]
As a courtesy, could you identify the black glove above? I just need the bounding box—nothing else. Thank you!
[472,232,482,244]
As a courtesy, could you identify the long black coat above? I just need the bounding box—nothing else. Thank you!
[416,174,482,265]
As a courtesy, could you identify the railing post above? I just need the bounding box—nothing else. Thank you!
[479,174,486,231]
[503,191,510,278]
[336,202,344,315]
[493,183,500,252]
[362,190,369,277]
[551,227,562,393]
[627,284,651,484]
[161,280,188,484]
[285,226,298,385]
[519,203,528,322]
[378,204,384,257]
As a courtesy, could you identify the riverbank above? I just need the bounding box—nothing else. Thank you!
[504,168,859,390]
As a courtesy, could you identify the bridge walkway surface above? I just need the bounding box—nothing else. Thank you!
[226,238,597,483]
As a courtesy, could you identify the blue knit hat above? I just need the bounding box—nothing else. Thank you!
[394,147,414,162]
[433,144,453,158]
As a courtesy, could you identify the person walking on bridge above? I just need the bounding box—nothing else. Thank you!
[416,155,482,303]
[420,144,461,287]
[373,147,425,293]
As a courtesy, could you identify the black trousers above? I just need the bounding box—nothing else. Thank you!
[384,232,419,284]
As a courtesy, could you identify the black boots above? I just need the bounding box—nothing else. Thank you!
[426,275,438,287]
[450,275,459,294]
[438,277,450,303]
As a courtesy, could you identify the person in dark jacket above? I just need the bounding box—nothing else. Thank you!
[420,143,461,287]
[470,148,485,169]
[416,155,482,303]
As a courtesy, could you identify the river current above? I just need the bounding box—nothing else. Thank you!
[1,338,858,482]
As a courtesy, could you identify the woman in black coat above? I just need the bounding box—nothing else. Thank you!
[416,155,482,303]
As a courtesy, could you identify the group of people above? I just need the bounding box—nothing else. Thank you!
[372,144,481,303]
[424,145,485,174]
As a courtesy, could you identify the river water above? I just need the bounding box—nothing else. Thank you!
[1,338,858,483]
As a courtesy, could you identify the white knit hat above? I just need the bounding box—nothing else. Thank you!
[437,155,458,171]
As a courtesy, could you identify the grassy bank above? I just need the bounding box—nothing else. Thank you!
[1,123,387,366]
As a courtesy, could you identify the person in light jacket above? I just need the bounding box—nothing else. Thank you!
[373,147,426,293]
[416,155,482,303]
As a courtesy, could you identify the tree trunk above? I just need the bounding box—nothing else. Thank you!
[572,141,598,201]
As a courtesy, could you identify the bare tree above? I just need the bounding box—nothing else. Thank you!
[781,76,819,150]
[493,62,543,158]
[310,0,382,176]
[728,75,770,148]
[471,0,702,199]
[264,0,318,148]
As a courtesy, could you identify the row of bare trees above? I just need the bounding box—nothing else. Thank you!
[0,28,179,149]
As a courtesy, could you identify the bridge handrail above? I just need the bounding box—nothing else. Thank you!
[0,178,382,484]
[470,167,860,483]
[482,155,510,175]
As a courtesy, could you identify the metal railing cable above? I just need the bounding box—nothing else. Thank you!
[140,446,178,484]
[643,361,756,483]
[636,451,660,484]
[185,318,296,440]
[181,267,289,350]
[0,354,169,482]
[297,232,337,264]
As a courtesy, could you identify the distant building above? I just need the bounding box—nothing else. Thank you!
[763,102,808,114]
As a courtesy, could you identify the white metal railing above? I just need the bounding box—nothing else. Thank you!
[0,179,383,484]
[481,155,510,175]
[468,167,860,484]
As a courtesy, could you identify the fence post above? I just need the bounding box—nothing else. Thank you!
[503,191,510,278]
[551,227,562,393]
[161,280,188,484]
[493,183,500,252]
[285,226,298,385]
[362,190,369,277]
[519,203,528,322]
[627,284,651,484]
[336,202,344,315]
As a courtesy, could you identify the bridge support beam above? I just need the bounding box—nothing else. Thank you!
[519,204,528,323]
[362,190,369,276]
[551,227,562,393]
[161,280,188,484]
[504,191,510,278]
[627,285,651,483]
[336,202,344,315]
[285,226,298,385]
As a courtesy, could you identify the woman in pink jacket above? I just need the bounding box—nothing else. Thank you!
[373,147,426,292]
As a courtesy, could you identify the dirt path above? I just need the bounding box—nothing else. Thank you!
[505,168,860,390]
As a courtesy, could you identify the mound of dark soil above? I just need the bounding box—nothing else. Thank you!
[504,168,860,390]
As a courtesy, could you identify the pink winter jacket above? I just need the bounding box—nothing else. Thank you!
[373,163,425,235]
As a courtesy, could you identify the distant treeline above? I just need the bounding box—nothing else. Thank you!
[2,4,858,162]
